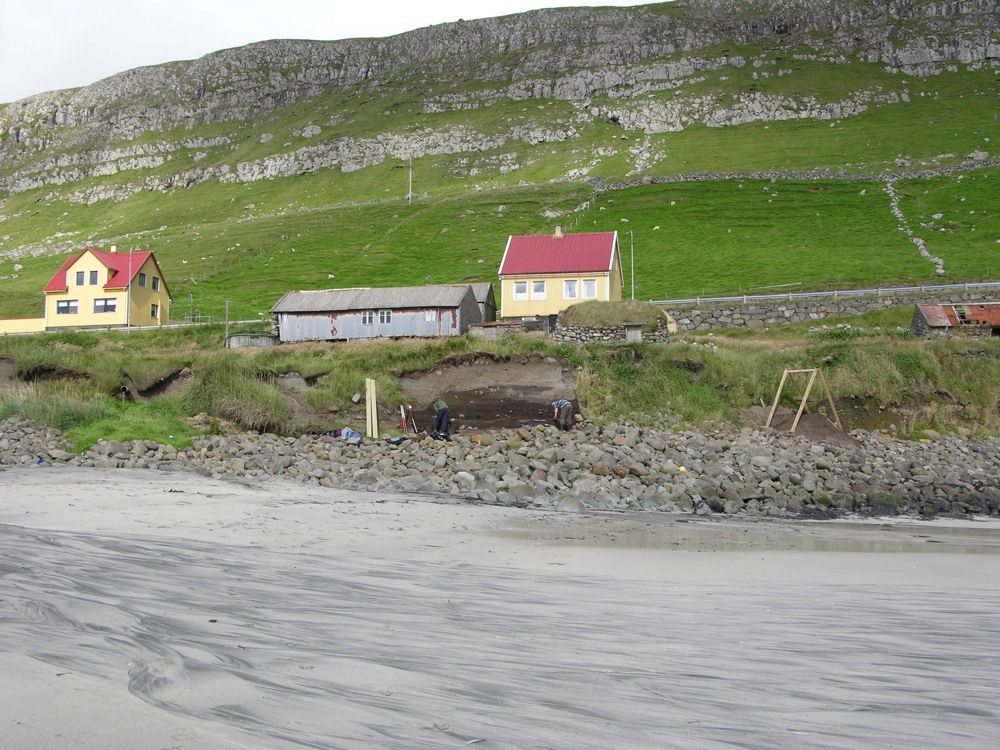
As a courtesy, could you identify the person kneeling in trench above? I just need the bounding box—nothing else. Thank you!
[552,399,574,431]
[431,398,450,440]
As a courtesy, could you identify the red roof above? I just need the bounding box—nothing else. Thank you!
[43,247,157,293]
[918,303,1000,327]
[499,231,618,276]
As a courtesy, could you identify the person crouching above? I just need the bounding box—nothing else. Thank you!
[552,399,574,431]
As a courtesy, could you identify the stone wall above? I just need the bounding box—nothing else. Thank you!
[554,320,671,343]
[665,288,998,332]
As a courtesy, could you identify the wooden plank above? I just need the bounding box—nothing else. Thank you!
[791,369,817,432]
[819,370,844,431]
[766,369,790,428]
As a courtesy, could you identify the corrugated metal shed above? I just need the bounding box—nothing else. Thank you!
[272,285,473,313]
[468,282,494,305]
[917,303,1000,328]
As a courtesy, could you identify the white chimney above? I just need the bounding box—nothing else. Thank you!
[553,225,563,239]
[109,244,117,253]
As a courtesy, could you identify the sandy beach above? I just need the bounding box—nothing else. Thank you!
[2,466,999,749]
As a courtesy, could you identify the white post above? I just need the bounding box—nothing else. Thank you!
[407,158,413,204]
[365,378,379,439]
[628,230,635,300]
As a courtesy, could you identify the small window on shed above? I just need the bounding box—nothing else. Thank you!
[362,310,374,325]
[379,309,392,324]
[425,309,437,322]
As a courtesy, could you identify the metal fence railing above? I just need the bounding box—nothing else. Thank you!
[650,281,1000,306]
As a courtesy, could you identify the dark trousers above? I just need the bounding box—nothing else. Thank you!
[434,408,450,434]
[557,403,573,430]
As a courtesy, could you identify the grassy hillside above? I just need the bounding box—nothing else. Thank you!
[1,165,997,320]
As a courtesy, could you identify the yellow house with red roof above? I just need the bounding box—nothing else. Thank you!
[497,228,623,318]
[0,245,172,335]
[41,245,171,330]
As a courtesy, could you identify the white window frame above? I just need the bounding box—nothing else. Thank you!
[93,298,117,314]
[531,280,546,300]
[513,281,528,301]
[424,309,437,322]
[75,271,85,286]
[563,279,579,300]
[582,278,598,299]
[152,276,160,292]
[56,299,79,315]
[361,310,374,325]
[138,272,147,288]
[89,270,98,285]
[150,303,159,319]
[379,309,392,325]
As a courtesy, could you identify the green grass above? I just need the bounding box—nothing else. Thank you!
[3,166,997,321]
[63,397,199,452]
[560,300,668,330]
[0,380,119,431]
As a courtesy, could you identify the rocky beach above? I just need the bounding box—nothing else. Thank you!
[3,416,998,518]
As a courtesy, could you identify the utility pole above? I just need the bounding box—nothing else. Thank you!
[407,157,413,204]
[627,229,635,300]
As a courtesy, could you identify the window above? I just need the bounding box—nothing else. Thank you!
[582,279,598,299]
[150,303,159,319]
[152,276,160,292]
[531,280,546,300]
[94,298,117,313]
[56,299,79,315]
[379,309,392,324]
[362,310,374,325]
[89,270,98,285]
[75,271,85,286]
[138,272,147,288]
[563,279,579,299]
[513,281,528,301]
[424,309,437,322]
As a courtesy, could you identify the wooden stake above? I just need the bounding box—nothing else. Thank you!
[365,378,379,439]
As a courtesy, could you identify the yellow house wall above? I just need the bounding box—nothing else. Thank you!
[610,253,624,300]
[0,317,46,335]
[128,258,171,326]
[45,253,170,329]
[500,272,617,318]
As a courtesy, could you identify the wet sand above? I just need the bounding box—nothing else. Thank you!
[2,467,999,749]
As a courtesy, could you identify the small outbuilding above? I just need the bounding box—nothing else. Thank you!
[271,284,483,343]
[468,282,498,323]
[912,303,1000,338]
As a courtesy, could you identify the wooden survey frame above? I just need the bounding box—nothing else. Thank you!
[766,368,843,433]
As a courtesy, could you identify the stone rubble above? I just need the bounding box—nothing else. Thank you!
[2,417,998,519]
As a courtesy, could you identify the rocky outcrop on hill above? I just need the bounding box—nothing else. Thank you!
[3,417,998,518]
[0,1,997,200]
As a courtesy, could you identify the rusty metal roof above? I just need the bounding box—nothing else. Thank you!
[271,284,474,313]
[917,303,1000,327]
